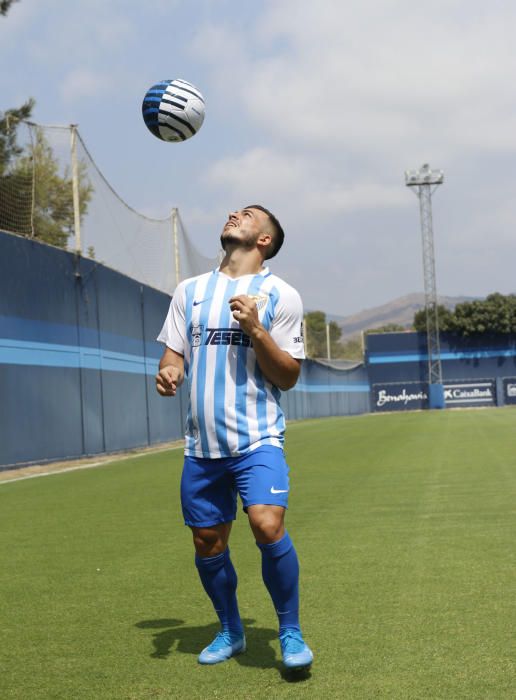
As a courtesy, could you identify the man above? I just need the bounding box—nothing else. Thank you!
[155,205,313,671]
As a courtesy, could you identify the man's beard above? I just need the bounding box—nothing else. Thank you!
[220,230,256,251]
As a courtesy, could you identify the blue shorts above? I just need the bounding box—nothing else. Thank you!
[180,445,290,527]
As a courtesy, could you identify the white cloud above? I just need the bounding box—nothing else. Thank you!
[306,183,408,213]
[15,2,135,68]
[205,146,408,219]
[205,147,305,197]
[193,1,516,162]
[59,69,112,102]
[182,2,516,311]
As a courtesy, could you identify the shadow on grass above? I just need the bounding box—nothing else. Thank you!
[135,618,312,681]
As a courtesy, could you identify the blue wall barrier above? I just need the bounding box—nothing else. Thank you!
[0,231,185,468]
[284,360,370,420]
[0,232,370,469]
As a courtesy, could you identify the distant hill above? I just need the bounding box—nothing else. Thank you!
[329,293,478,340]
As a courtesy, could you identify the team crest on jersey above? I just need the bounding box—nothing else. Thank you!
[191,324,204,347]
[248,294,269,311]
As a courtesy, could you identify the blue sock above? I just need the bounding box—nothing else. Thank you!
[257,531,300,633]
[195,548,243,636]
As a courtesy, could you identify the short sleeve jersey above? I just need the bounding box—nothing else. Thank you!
[157,267,305,458]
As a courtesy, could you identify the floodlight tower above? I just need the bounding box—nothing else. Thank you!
[405,163,445,408]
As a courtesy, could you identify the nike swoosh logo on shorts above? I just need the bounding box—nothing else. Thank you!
[270,487,289,494]
[193,297,212,306]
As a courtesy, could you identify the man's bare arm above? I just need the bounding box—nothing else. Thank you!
[229,295,301,391]
[156,347,185,397]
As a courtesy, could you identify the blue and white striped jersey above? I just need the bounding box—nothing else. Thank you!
[157,267,305,458]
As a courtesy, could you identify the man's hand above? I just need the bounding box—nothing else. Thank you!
[156,364,181,396]
[156,347,184,397]
[229,294,301,391]
[229,295,264,339]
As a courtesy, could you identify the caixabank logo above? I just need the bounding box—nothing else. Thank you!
[443,381,495,406]
[190,324,252,348]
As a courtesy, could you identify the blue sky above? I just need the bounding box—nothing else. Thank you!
[2,0,516,315]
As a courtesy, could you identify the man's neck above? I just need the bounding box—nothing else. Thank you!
[219,247,265,278]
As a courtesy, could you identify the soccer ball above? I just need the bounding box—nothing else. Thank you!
[142,79,205,142]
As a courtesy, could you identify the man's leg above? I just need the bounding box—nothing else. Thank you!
[192,523,243,635]
[191,524,245,664]
[181,455,245,664]
[247,506,299,631]
[248,505,313,670]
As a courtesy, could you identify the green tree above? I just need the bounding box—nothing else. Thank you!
[304,311,343,358]
[304,311,326,357]
[0,105,93,247]
[0,98,35,174]
[451,293,516,335]
[337,336,363,361]
[0,0,19,16]
[0,99,36,234]
[413,304,453,333]
[365,323,408,334]
[413,294,516,336]
[328,321,342,357]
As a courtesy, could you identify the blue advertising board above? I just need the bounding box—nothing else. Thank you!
[372,379,497,411]
[502,378,516,405]
[443,380,496,407]
[372,382,428,412]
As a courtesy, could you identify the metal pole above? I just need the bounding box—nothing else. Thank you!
[405,164,444,386]
[172,207,180,285]
[70,124,82,254]
[140,285,151,447]
[417,183,443,384]
[326,323,331,360]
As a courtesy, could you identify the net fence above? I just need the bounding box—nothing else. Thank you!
[0,121,218,293]
[304,323,329,359]
[303,320,365,362]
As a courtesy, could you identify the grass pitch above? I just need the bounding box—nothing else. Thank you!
[1,409,516,699]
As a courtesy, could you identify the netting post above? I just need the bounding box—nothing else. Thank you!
[70,124,82,254]
[172,207,180,285]
[303,318,308,357]
[27,123,36,238]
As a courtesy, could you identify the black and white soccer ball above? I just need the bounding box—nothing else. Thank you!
[142,79,205,142]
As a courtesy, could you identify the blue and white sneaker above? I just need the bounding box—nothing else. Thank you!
[279,629,313,670]
[198,630,246,665]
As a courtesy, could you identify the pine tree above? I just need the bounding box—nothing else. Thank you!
[0,102,93,247]
[0,1,20,17]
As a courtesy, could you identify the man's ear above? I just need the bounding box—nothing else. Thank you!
[257,232,272,251]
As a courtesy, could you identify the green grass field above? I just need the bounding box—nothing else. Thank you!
[1,409,516,699]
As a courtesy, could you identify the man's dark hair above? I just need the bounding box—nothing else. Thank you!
[245,204,285,259]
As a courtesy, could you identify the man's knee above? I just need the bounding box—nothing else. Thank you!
[191,524,231,557]
[248,505,285,544]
